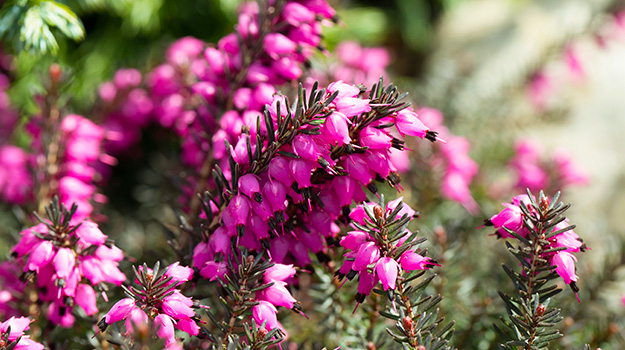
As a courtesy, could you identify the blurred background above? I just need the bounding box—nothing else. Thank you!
[2,0,625,349]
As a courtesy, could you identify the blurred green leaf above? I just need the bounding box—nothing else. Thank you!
[40,1,85,41]
[0,0,84,55]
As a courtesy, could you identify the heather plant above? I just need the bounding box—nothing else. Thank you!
[0,0,621,349]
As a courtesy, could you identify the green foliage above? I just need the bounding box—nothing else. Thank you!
[0,0,85,54]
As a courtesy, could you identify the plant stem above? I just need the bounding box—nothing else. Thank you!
[36,78,61,215]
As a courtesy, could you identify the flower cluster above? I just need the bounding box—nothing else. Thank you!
[0,111,112,219]
[485,193,586,291]
[55,114,113,219]
[11,198,125,326]
[0,317,44,350]
[509,139,587,193]
[337,198,438,305]
[98,262,201,350]
[193,80,440,283]
[99,68,153,155]
[92,1,337,211]
[417,107,479,213]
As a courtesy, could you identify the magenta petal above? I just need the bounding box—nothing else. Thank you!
[375,257,398,291]
[75,284,98,316]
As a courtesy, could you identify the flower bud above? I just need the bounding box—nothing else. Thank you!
[535,304,546,317]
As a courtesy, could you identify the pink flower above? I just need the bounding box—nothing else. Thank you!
[53,247,75,279]
[283,2,315,26]
[356,271,379,303]
[353,241,380,272]
[26,241,54,273]
[0,317,31,340]
[264,33,297,59]
[252,301,280,331]
[175,318,200,336]
[340,231,369,251]
[124,307,148,336]
[228,194,251,226]
[290,159,316,188]
[488,203,525,239]
[359,126,392,150]
[238,174,261,201]
[165,262,194,284]
[258,282,297,309]
[162,291,195,319]
[400,251,437,271]
[155,314,176,346]
[375,257,398,291]
[104,298,137,324]
[323,111,351,145]
[264,264,296,283]
[335,97,371,116]
[552,251,578,285]
[75,284,98,316]
[200,261,228,281]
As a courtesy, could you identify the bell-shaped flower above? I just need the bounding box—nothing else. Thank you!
[252,301,280,331]
[228,194,251,226]
[395,110,438,141]
[238,174,261,201]
[335,97,371,117]
[552,251,578,284]
[263,181,287,212]
[175,318,200,336]
[345,154,374,185]
[283,2,315,26]
[124,307,148,336]
[165,262,194,284]
[327,81,360,99]
[290,159,316,188]
[248,214,270,240]
[104,298,136,324]
[162,291,195,319]
[200,261,227,281]
[400,251,438,271]
[257,281,297,309]
[12,224,47,258]
[340,231,369,251]
[292,134,321,161]
[268,156,294,185]
[359,126,392,150]
[323,111,351,145]
[75,283,98,316]
[154,314,176,346]
[263,33,297,59]
[489,203,524,238]
[53,248,75,280]
[264,264,296,283]
[353,241,380,272]
[272,56,302,79]
[333,175,364,207]
[0,316,31,340]
[385,197,414,220]
[375,257,399,291]
[364,151,391,178]
[75,221,107,246]
[208,227,230,256]
[356,271,379,302]
[26,240,55,273]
